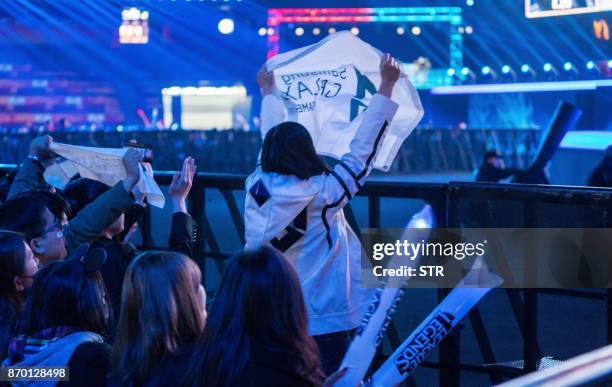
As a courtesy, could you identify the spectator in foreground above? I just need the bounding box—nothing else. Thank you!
[187,246,323,387]
[2,246,111,387]
[0,147,143,265]
[244,55,400,374]
[63,157,197,328]
[0,231,39,359]
[109,251,206,387]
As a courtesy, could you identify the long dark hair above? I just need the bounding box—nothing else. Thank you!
[20,260,109,335]
[0,231,28,312]
[187,246,322,387]
[0,231,29,359]
[111,251,205,385]
[261,122,330,179]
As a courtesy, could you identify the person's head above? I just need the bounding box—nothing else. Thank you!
[261,122,330,179]
[63,178,123,238]
[0,193,67,264]
[188,246,321,386]
[63,178,109,218]
[0,231,38,312]
[484,150,503,168]
[35,190,71,225]
[112,251,206,385]
[20,258,109,335]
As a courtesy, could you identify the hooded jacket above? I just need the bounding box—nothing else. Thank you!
[245,93,398,335]
[3,331,108,387]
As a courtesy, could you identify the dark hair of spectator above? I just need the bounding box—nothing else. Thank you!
[261,122,330,180]
[0,195,48,242]
[32,190,71,220]
[63,178,110,218]
[187,246,322,387]
[111,251,205,385]
[20,260,109,335]
[0,230,28,312]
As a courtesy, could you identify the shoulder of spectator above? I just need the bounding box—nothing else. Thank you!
[70,341,111,367]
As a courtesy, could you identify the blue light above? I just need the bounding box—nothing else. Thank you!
[560,131,612,151]
[218,18,234,34]
[481,66,491,75]
[563,62,573,71]
[521,64,530,73]
[447,68,456,76]
[461,67,470,76]
[501,65,511,74]
[586,61,595,70]
[543,63,552,72]
[608,60,612,69]
[431,79,612,95]
[466,0,474,6]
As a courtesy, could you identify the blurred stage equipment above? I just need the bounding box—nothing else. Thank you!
[514,101,582,184]
[119,7,149,44]
[161,86,250,130]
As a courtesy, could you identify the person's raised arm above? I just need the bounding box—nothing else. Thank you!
[257,65,286,140]
[168,157,197,258]
[326,54,401,202]
[7,135,56,198]
[64,148,142,252]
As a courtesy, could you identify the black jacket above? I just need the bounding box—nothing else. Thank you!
[107,345,193,387]
[0,297,19,360]
[59,341,111,387]
[240,345,320,387]
[93,212,197,338]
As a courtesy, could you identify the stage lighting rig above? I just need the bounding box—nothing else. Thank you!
[480,66,498,82]
[461,67,476,83]
[563,62,578,79]
[218,18,234,34]
[501,65,517,81]
[119,7,149,44]
[542,63,558,80]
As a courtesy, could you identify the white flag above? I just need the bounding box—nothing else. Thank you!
[48,142,165,208]
[266,31,424,171]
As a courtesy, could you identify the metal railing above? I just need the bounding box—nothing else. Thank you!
[0,128,540,173]
[152,172,611,386]
[2,165,611,386]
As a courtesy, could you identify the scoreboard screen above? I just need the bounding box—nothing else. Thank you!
[526,0,612,18]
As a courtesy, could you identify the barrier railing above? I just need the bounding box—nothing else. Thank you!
[0,128,540,173]
[1,165,611,386]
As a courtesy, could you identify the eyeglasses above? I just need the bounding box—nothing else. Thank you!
[41,220,64,239]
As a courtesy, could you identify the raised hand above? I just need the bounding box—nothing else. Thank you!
[257,64,276,96]
[378,53,401,98]
[169,157,197,213]
[121,148,143,192]
[29,135,56,161]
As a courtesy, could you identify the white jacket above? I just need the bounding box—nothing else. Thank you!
[244,93,399,335]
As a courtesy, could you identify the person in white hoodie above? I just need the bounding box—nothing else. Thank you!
[244,54,401,375]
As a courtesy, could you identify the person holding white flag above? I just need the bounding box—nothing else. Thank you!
[244,54,403,375]
[0,138,143,264]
